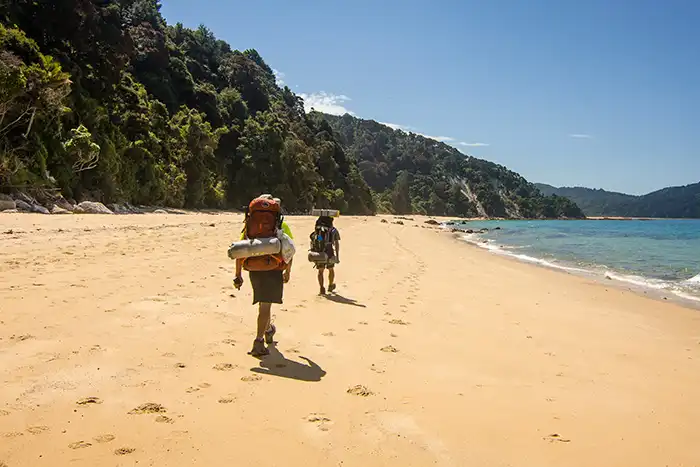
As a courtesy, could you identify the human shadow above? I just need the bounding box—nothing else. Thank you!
[250,344,326,382]
[323,293,367,308]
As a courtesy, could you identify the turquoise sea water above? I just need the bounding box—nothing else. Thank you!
[450,219,700,304]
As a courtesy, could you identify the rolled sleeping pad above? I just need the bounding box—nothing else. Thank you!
[311,208,340,217]
[228,237,281,260]
[308,251,329,263]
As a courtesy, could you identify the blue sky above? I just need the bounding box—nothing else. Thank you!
[160,0,699,195]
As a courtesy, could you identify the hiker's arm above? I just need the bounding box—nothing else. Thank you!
[283,258,293,283]
[234,258,244,289]
[334,240,340,262]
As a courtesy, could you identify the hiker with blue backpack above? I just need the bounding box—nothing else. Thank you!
[309,215,341,295]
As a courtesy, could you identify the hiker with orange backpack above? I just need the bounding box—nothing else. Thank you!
[232,195,295,357]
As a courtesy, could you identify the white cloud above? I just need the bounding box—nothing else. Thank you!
[298,91,355,116]
[299,91,487,148]
[569,133,592,139]
[379,122,409,131]
[458,142,490,147]
[272,69,286,87]
[417,134,455,143]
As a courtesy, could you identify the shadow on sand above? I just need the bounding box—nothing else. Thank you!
[323,293,367,308]
[250,344,326,382]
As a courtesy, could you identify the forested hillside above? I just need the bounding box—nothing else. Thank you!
[0,0,585,219]
[0,0,374,213]
[536,183,700,218]
[320,113,584,219]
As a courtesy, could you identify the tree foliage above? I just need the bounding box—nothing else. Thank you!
[0,1,374,213]
[320,113,584,219]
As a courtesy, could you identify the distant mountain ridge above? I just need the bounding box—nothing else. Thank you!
[535,183,700,218]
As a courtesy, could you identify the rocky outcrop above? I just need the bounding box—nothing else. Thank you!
[424,219,440,225]
[74,201,113,214]
[53,197,75,212]
[14,199,32,212]
[0,194,15,211]
[50,205,71,214]
[31,204,50,214]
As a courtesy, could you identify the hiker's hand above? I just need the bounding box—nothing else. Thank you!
[283,270,291,283]
[233,276,243,290]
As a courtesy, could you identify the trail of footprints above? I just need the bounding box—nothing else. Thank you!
[4,236,423,458]
[1,338,272,460]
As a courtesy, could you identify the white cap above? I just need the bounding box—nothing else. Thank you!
[259,194,281,205]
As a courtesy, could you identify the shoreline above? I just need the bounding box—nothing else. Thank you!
[2,213,700,466]
[448,225,700,311]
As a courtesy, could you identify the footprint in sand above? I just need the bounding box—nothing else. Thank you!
[11,334,34,341]
[3,432,23,438]
[221,339,236,346]
[114,447,136,455]
[370,364,385,374]
[129,403,166,415]
[322,332,335,337]
[390,333,398,338]
[389,319,409,326]
[347,385,374,397]
[380,345,399,353]
[241,374,262,382]
[0,410,9,417]
[218,397,236,404]
[348,328,356,332]
[162,352,176,357]
[76,397,102,406]
[213,363,236,371]
[93,434,115,443]
[174,363,186,369]
[185,387,200,393]
[198,383,211,389]
[26,426,49,435]
[306,413,332,431]
[208,352,225,357]
[543,433,571,443]
[155,415,174,424]
[359,321,369,326]
[68,440,92,449]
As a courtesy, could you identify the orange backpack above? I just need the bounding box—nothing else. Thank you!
[242,197,285,272]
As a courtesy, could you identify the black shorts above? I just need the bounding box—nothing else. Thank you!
[317,262,335,270]
[249,270,284,304]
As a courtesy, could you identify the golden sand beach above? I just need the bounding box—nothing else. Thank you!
[1,213,699,466]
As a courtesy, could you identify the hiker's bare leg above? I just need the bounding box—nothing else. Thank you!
[329,268,335,287]
[256,302,272,340]
[317,268,325,289]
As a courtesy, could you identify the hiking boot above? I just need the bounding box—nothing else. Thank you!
[319,286,326,295]
[264,324,276,344]
[328,283,336,293]
[248,338,269,357]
